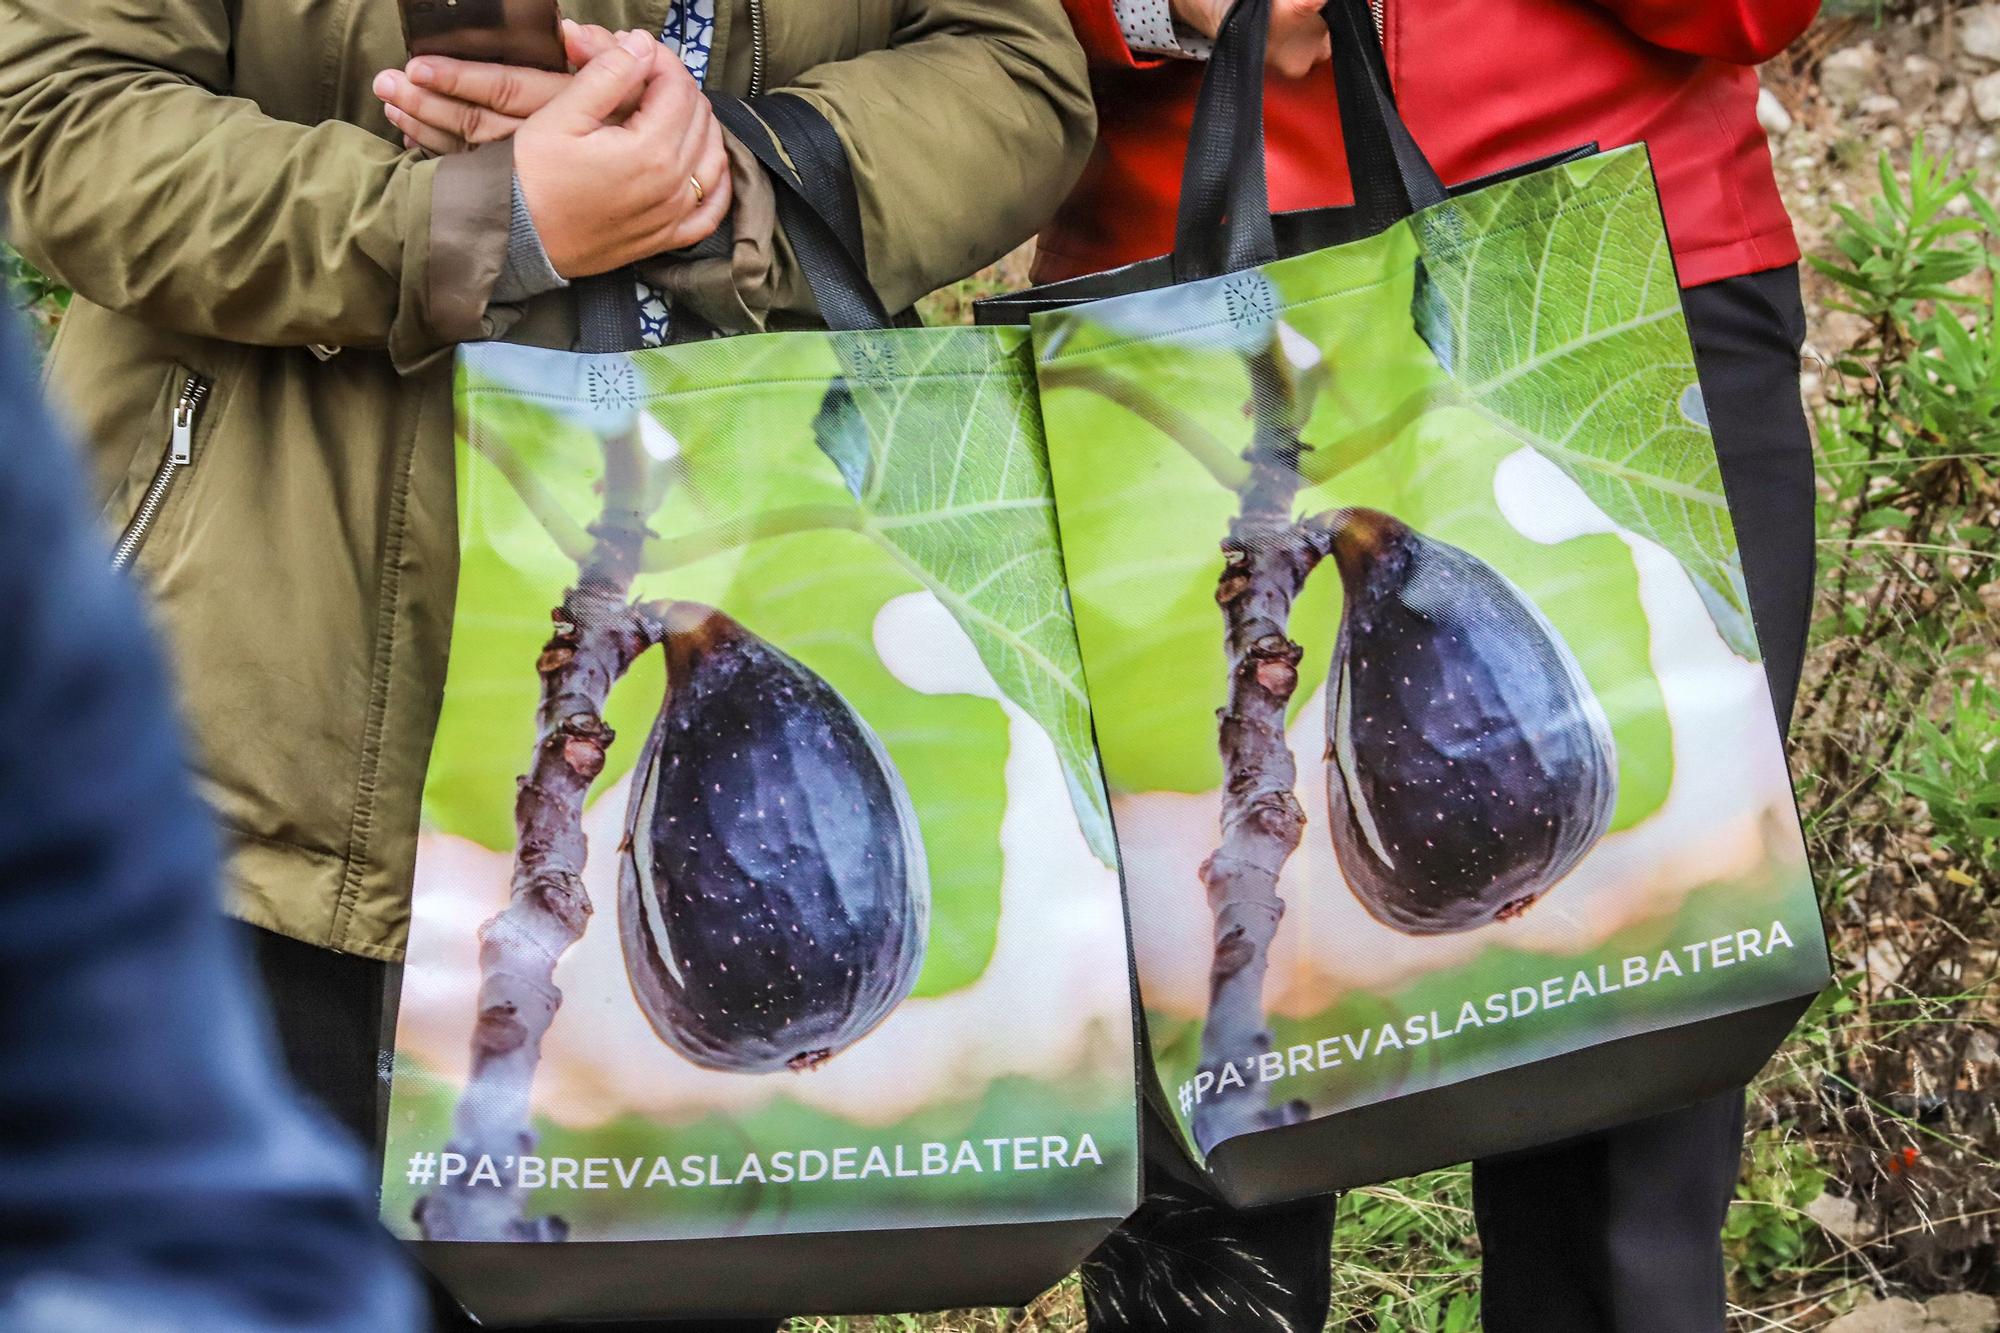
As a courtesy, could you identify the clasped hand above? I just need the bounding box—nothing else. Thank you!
[1172,0,1332,78]
[373,22,732,279]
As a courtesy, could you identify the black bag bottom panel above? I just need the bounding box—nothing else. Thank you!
[1205,993,1815,1210]
[416,1214,1118,1327]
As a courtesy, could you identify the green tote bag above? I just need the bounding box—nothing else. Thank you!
[982,0,1830,1208]
[379,97,1140,1325]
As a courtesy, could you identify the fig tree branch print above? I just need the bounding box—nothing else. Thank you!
[1190,343,1332,1152]
[415,426,673,1243]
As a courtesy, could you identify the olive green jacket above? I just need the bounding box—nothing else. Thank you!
[0,0,1093,960]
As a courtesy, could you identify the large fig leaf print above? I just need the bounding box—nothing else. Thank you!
[1032,211,1673,830]
[812,329,1117,865]
[1410,147,1760,659]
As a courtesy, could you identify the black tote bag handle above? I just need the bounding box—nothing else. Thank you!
[1174,0,1447,282]
[708,92,894,333]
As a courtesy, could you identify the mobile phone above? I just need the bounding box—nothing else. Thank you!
[399,0,567,72]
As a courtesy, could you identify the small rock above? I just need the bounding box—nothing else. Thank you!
[1865,939,1908,988]
[1973,70,2000,123]
[1963,6,2000,61]
[1895,54,1945,103]
[1821,43,1883,110]
[1925,1293,2000,1333]
[1861,93,1904,119]
[1759,85,1795,135]
[1827,1297,1928,1333]
[1941,84,1974,126]
[1969,1026,2000,1063]
[1806,1191,1871,1243]
[1963,5,2000,62]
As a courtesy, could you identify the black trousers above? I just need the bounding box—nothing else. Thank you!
[1080,264,1818,1333]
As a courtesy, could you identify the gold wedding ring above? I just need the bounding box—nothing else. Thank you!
[689,174,706,205]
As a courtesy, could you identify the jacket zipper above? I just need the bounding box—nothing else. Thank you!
[1370,0,1385,42]
[747,0,765,97]
[111,374,210,572]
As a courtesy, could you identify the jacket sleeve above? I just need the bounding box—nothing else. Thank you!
[0,0,514,371]
[769,0,1099,316]
[1590,0,1821,64]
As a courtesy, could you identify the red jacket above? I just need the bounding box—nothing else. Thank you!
[1038,0,1814,289]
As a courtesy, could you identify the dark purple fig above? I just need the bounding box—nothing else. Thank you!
[1319,510,1616,935]
[619,605,928,1073]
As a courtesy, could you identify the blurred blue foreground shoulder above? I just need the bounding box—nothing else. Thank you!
[0,312,420,1333]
